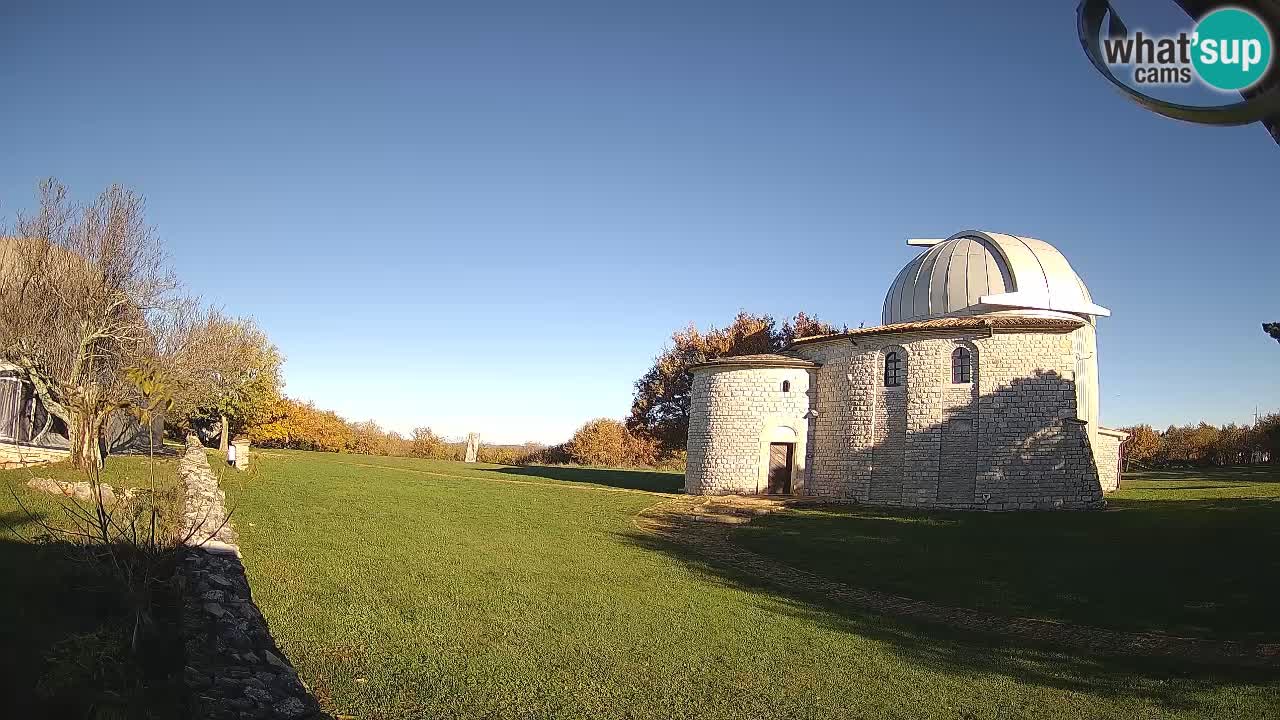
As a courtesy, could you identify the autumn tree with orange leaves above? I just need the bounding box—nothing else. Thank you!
[626,311,842,453]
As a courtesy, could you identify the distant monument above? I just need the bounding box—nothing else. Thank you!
[464,433,480,463]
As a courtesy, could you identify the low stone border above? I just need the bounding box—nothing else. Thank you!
[177,438,329,720]
[26,476,138,504]
[636,495,1280,668]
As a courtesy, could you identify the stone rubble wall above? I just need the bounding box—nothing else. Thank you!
[176,438,327,720]
[687,328,1116,510]
[685,367,813,494]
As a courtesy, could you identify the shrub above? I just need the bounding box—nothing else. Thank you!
[566,419,658,468]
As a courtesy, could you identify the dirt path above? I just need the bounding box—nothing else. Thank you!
[634,495,1280,669]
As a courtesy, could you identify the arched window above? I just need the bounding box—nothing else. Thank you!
[952,347,972,384]
[781,380,791,393]
[884,351,903,387]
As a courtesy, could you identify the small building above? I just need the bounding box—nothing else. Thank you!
[684,230,1126,510]
[1,360,164,468]
[0,361,71,467]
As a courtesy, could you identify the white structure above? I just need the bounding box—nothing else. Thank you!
[0,360,70,467]
[685,231,1126,510]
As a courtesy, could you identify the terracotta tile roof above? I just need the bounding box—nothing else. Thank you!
[689,353,820,371]
[790,315,1085,345]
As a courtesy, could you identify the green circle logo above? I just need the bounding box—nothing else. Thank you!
[1191,8,1273,91]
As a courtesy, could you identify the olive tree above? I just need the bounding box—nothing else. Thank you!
[1,180,179,470]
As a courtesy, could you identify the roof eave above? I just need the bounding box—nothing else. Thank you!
[688,358,821,372]
[790,316,1085,347]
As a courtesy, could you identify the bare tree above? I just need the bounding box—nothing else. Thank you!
[0,179,178,469]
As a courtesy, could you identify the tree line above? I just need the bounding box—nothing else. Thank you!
[9,179,1273,473]
[246,310,843,470]
[246,399,546,464]
[1120,415,1279,470]
[1,180,283,469]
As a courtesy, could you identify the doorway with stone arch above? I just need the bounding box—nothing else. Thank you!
[757,422,804,495]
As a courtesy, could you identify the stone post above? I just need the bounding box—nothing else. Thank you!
[464,433,480,463]
[231,438,250,471]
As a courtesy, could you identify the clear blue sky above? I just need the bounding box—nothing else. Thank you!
[3,0,1276,443]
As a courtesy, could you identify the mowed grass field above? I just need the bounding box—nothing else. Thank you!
[735,466,1280,640]
[222,450,1280,720]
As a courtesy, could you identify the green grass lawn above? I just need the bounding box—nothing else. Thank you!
[223,451,1280,719]
[734,466,1280,641]
[0,452,188,718]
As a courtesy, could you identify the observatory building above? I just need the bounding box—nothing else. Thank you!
[684,230,1126,510]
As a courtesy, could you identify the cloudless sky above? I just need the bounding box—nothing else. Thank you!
[3,0,1277,443]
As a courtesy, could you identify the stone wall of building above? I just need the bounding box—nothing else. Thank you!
[787,328,1106,510]
[685,366,813,494]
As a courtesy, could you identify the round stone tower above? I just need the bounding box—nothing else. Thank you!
[684,355,817,495]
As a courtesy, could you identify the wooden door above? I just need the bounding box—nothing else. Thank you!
[767,443,793,495]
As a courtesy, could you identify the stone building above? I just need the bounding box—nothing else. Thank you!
[685,230,1127,510]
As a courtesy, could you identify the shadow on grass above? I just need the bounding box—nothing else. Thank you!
[1127,466,1280,484]
[493,465,683,493]
[742,495,1280,639]
[621,523,1279,716]
[0,533,187,718]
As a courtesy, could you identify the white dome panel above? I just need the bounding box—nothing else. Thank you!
[881,231,1109,325]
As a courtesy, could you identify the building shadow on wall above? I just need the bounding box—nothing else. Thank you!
[825,370,1109,510]
[620,372,1278,713]
[493,465,683,493]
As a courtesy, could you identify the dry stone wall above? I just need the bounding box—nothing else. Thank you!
[176,438,328,720]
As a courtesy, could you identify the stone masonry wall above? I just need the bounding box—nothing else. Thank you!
[798,342,875,499]
[787,328,1107,510]
[972,332,1103,510]
[0,441,69,469]
[177,438,327,720]
[1096,432,1123,492]
[686,366,812,494]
